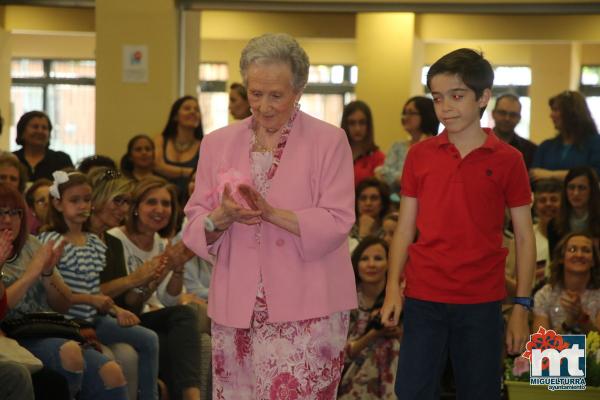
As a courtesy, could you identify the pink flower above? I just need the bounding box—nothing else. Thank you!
[270,372,300,400]
[234,329,251,365]
[212,168,252,206]
[513,356,530,377]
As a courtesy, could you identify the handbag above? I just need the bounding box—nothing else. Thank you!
[1,312,85,343]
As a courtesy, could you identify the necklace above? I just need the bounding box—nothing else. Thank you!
[173,139,195,153]
[253,131,277,153]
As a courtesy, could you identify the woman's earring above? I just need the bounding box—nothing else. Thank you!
[133,210,139,216]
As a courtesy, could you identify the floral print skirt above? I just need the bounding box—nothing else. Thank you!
[212,281,349,400]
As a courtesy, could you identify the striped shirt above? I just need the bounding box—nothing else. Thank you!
[38,231,106,322]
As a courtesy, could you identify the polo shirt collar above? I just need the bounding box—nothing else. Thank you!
[434,128,499,151]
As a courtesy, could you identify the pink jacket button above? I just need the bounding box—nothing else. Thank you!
[276,239,284,246]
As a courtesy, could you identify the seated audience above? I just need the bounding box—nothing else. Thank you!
[0,153,27,193]
[531,91,600,180]
[532,232,600,333]
[341,100,385,186]
[24,178,51,234]
[376,96,439,192]
[338,237,401,399]
[78,155,117,174]
[38,170,159,400]
[351,178,391,240]
[0,184,127,400]
[382,212,399,246]
[12,111,73,181]
[228,82,252,120]
[106,176,203,400]
[491,93,537,169]
[547,167,600,257]
[121,134,158,181]
[532,178,562,278]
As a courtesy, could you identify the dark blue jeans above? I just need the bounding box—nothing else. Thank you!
[395,298,503,400]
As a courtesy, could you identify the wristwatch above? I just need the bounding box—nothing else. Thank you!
[513,296,534,310]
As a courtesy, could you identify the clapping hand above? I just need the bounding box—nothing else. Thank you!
[163,241,194,272]
[561,290,583,324]
[27,239,66,279]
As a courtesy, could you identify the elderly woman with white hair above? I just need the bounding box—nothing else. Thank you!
[183,33,357,398]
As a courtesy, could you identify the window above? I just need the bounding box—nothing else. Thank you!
[10,59,96,164]
[198,63,229,134]
[302,65,357,126]
[580,66,600,129]
[421,65,532,138]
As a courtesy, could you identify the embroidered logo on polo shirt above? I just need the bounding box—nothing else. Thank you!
[486,168,493,176]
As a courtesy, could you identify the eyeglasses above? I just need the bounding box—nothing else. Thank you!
[112,195,131,207]
[0,208,24,219]
[494,110,520,119]
[566,245,592,254]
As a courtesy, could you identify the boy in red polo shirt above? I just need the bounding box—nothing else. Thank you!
[381,48,535,399]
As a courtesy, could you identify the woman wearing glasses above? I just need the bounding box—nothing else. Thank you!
[532,232,600,334]
[375,96,439,193]
[24,178,52,234]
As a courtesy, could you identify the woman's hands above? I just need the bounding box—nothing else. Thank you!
[210,184,262,230]
[26,239,66,280]
[561,290,583,325]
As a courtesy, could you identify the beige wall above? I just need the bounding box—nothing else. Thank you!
[1,7,600,154]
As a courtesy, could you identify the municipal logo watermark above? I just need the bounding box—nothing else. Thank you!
[521,326,586,391]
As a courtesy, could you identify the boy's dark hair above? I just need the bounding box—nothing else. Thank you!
[427,48,494,115]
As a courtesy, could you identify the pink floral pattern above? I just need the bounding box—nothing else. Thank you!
[211,106,349,399]
[212,281,349,399]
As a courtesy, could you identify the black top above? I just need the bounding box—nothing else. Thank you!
[99,232,130,311]
[13,148,74,181]
[508,133,538,170]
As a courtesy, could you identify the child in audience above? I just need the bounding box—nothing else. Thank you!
[338,237,401,399]
[382,48,535,399]
[38,170,159,400]
[0,184,126,400]
[382,212,399,246]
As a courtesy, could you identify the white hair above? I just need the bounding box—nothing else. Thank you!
[239,33,310,92]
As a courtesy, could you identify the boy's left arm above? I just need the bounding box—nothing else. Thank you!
[507,204,536,354]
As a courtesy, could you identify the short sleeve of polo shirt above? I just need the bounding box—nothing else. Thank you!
[504,154,532,208]
[400,147,418,198]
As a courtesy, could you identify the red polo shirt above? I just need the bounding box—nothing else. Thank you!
[400,128,531,303]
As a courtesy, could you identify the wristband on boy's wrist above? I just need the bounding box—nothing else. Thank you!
[512,296,534,310]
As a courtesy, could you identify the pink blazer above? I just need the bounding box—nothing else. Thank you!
[183,111,357,328]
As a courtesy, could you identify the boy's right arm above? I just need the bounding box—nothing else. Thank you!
[381,196,418,327]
